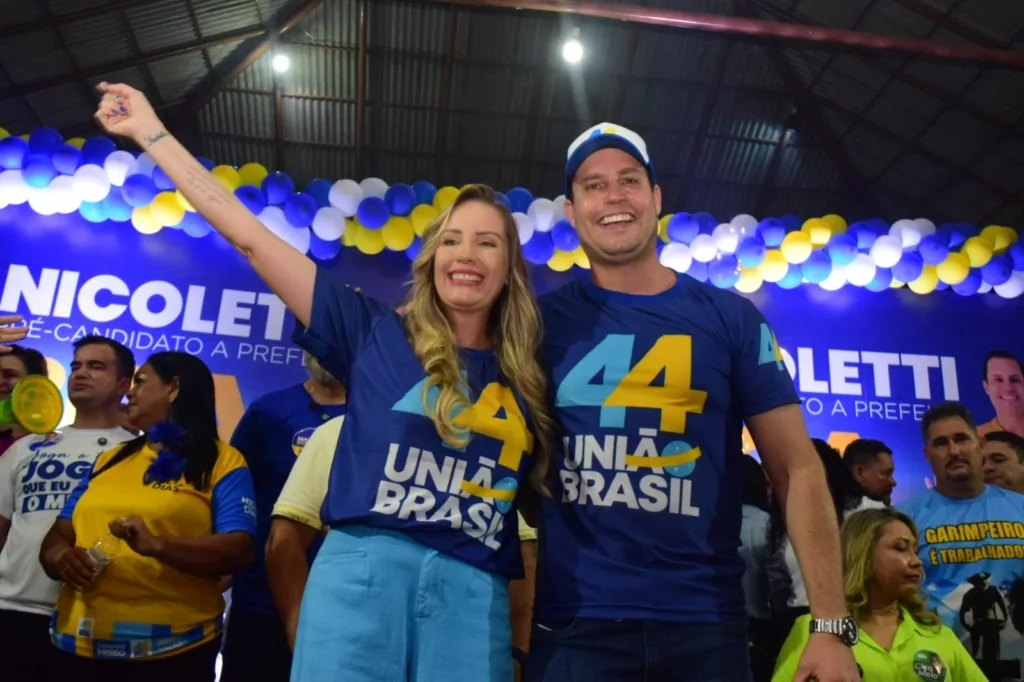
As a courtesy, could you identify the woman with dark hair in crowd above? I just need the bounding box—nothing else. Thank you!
[766,439,884,635]
[39,351,256,682]
[740,455,776,682]
[0,332,50,456]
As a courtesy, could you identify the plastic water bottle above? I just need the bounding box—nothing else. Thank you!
[87,534,122,572]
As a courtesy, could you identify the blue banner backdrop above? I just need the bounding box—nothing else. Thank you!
[3,204,1021,504]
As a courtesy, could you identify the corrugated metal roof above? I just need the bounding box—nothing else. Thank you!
[971,148,1024,195]
[458,11,555,68]
[0,96,36,134]
[863,80,944,139]
[25,84,93,129]
[708,89,790,141]
[368,105,435,154]
[285,144,355,181]
[202,89,275,138]
[723,42,787,92]
[960,68,1024,126]
[283,96,353,146]
[276,45,357,100]
[918,108,999,166]
[373,0,450,56]
[60,12,136,69]
[857,0,935,39]
[0,28,75,83]
[190,0,260,38]
[375,52,446,108]
[125,0,198,52]
[841,124,902,177]
[792,0,872,30]
[686,179,760,216]
[0,1,44,27]
[149,52,209,103]
[950,0,1024,45]
[450,63,531,116]
[695,138,774,184]
[777,144,845,190]
[291,0,359,48]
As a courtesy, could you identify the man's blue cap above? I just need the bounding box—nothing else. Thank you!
[564,122,657,198]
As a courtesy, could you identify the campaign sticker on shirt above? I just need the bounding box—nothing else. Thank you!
[913,650,947,681]
[76,617,94,638]
[291,427,316,456]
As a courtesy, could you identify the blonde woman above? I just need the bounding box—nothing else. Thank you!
[773,508,985,681]
[93,83,556,682]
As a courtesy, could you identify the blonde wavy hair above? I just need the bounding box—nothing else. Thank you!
[400,184,555,495]
[842,507,940,629]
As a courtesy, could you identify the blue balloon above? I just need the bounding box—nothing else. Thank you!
[494,192,510,210]
[0,136,30,170]
[952,269,983,296]
[506,187,534,214]
[22,154,56,188]
[692,212,717,233]
[384,183,417,217]
[736,236,767,268]
[865,218,890,235]
[29,127,63,154]
[196,157,216,171]
[776,266,803,289]
[80,137,116,167]
[708,255,741,289]
[846,222,877,251]
[309,233,342,261]
[235,185,267,215]
[305,179,332,208]
[52,145,82,175]
[686,259,708,283]
[656,240,666,257]
[102,187,132,222]
[406,235,423,262]
[917,233,949,266]
[152,166,175,191]
[1008,242,1024,272]
[981,254,1013,286]
[756,218,786,248]
[79,201,107,224]
[180,211,213,238]
[892,252,924,284]
[522,231,555,265]
[551,220,580,252]
[413,181,437,206]
[801,251,832,284]
[827,233,858,266]
[262,172,295,206]
[865,267,893,292]
[121,174,159,207]
[668,213,700,244]
[947,223,978,249]
[779,214,802,232]
[357,196,389,230]
[284,193,318,228]
[934,281,949,291]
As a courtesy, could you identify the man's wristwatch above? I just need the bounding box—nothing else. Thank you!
[808,616,860,646]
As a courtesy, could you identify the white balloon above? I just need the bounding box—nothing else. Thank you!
[659,242,692,273]
[819,263,849,291]
[512,212,534,244]
[846,253,877,287]
[311,206,347,241]
[359,177,389,199]
[135,152,156,177]
[0,170,30,205]
[282,226,311,254]
[258,206,288,234]
[889,218,923,249]
[48,175,81,214]
[690,234,718,263]
[527,198,555,234]
[103,150,137,187]
[731,213,758,232]
[994,272,1024,299]
[913,218,936,236]
[27,186,58,216]
[72,164,111,203]
[712,223,740,254]
[978,281,994,294]
[870,235,903,268]
[329,179,363,217]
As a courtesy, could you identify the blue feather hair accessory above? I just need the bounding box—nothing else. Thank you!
[143,421,187,484]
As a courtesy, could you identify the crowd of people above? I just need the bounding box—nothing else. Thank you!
[0,82,1020,681]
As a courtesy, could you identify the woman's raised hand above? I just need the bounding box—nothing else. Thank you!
[93,82,163,145]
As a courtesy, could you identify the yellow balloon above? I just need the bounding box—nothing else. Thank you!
[962,236,993,268]
[151,191,186,226]
[890,278,905,289]
[410,204,439,236]
[19,134,29,141]
[936,252,970,285]
[999,225,1019,248]
[433,186,460,211]
[822,214,847,234]
[131,206,162,235]
[759,250,789,282]
[175,189,195,212]
[211,165,242,191]
[355,224,385,255]
[382,217,415,251]
[734,267,763,293]
[238,162,269,188]
[780,231,812,264]
[908,265,938,294]
[65,137,86,150]
[658,215,672,244]
[342,219,359,247]
[573,247,591,270]
[0,127,8,139]
[981,224,1013,253]
[548,249,575,272]
[802,218,832,247]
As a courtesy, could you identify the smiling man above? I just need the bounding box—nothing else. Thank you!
[527,123,858,682]
[978,351,1024,439]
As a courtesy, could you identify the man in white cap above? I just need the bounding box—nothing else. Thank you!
[526,123,858,682]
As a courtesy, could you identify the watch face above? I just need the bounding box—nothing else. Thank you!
[843,616,860,645]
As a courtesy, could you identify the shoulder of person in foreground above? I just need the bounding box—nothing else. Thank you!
[273,416,344,530]
[770,613,812,681]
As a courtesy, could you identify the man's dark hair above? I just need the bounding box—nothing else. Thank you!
[72,336,135,380]
[983,350,1023,381]
[5,344,47,377]
[984,431,1024,464]
[921,402,976,440]
[843,438,892,469]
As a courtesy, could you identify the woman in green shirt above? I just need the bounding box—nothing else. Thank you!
[773,507,985,681]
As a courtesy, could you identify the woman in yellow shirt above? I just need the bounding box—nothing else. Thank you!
[773,507,985,681]
[39,351,256,682]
